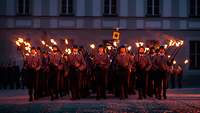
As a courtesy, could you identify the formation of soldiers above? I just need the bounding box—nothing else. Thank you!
[1,43,184,101]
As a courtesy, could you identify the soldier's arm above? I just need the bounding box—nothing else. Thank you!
[79,55,86,71]
[145,56,152,71]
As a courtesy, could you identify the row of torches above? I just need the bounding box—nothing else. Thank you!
[15,38,189,65]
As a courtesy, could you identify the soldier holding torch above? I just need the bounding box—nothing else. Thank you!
[49,45,62,100]
[155,46,169,100]
[115,45,134,99]
[25,47,41,102]
[68,45,86,100]
[134,46,152,100]
[93,45,110,100]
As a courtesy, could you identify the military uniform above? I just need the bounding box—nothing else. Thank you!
[134,53,152,99]
[94,51,110,100]
[25,53,41,101]
[148,52,158,97]
[115,52,133,99]
[68,51,86,100]
[155,53,169,99]
[49,51,62,100]
[40,53,50,96]
[174,65,183,88]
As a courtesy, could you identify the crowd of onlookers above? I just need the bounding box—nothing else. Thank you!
[0,62,26,90]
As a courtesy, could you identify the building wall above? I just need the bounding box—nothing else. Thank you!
[0,0,200,75]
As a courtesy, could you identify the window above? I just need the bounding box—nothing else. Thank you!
[60,0,74,16]
[146,0,160,17]
[189,0,200,17]
[103,0,117,16]
[189,41,200,69]
[17,0,31,16]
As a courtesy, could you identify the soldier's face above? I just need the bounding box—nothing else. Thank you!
[139,48,145,54]
[150,49,155,54]
[98,48,104,53]
[43,53,48,58]
[53,47,58,52]
[120,48,126,53]
[73,48,78,53]
[160,49,165,54]
[31,49,36,54]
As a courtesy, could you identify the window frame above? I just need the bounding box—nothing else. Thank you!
[60,0,74,16]
[16,0,31,16]
[189,41,200,70]
[103,0,118,17]
[189,0,200,17]
[146,0,160,17]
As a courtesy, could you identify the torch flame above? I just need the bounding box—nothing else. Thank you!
[184,59,189,64]
[107,46,112,50]
[18,38,24,43]
[127,46,132,51]
[113,41,117,47]
[90,44,95,49]
[50,39,57,45]
[145,48,149,53]
[65,48,71,55]
[16,41,20,46]
[135,42,144,47]
[65,39,68,45]
[173,60,176,65]
[49,46,53,51]
[41,40,46,45]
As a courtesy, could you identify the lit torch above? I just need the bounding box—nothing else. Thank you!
[65,48,71,55]
[135,41,144,48]
[65,39,69,45]
[90,44,96,49]
[50,39,57,45]
[184,59,189,64]
[127,46,132,51]
[145,48,149,53]
[16,41,21,46]
[18,38,24,43]
[41,40,46,45]
[173,60,176,65]
[113,41,117,47]
[107,46,112,50]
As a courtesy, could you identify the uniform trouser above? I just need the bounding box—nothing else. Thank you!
[57,70,65,97]
[26,68,36,100]
[41,70,49,96]
[136,71,147,98]
[118,67,129,99]
[148,70,155,96]
[80,70,89,98]
[95,66,106,99]
[177,75,182,88]
[157,71,168,98]
[69,67,80,99]
[170,74,176,89]
[49,65,58,99]
[64,76,69,95]
[128,71,136,95]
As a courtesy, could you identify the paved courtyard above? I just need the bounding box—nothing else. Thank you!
[0,88,200,113]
